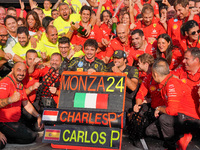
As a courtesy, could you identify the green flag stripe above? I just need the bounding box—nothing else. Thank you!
[74,93,86,108]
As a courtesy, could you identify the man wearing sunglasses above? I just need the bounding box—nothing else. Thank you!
[0,62,43,145]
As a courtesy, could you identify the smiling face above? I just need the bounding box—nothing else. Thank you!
[131,33,144,49]
[81,10,91,23]
[46,27,58,44]
[12,63,27,82]
[175,4,189,20]
[59,4,70,21]
[0,27,8,46]
[50,54,62,70]
[157,38,170,53]
[122,13,130,25]
[142,11,154,26]
[5,18,18,33]
[186,25,200,41]
[18,32,29,47]
[183,51,198,72]
[59,43,70,58]
[27,15,36,29]
[84,46,96,60]
[26,52,38,67]
[113,57,126,68]
[102,11,110,24]
[117,25,129,43]
[44,0,52,11]
[0,8,6,25]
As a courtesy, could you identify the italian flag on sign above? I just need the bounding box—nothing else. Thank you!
[74,93,108,109]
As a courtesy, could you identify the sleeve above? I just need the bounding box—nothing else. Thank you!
[193,15,199,23]
[105,41,114,57]
[153,3,159,15]
[29,66,49,78]
[22,88,28,101]
[128,67,139,80]
[70,32,78,45]
[135,75,150,101]
[67,58,78,71]
[0,81,10,99]
[165,81,180,116]
[167,19,173,37]
[94,26,103,43]
[158,24,166,35]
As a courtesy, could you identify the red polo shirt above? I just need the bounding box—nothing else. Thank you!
[134,18,166,44]
[167,14,199,47]
[130,43,156,61]
[160,47,183,70]
[0,74,28,122]
[180,36,200,52]
[103,0,124,16]
[136,73,164,109]
[106,36,133,66]
[71,22,103,47]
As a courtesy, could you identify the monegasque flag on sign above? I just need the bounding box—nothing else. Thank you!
[42,110,59,121]
[74,93,108,109]
[44,129,61,141]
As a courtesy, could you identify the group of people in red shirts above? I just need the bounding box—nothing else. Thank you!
[0,0,200,149]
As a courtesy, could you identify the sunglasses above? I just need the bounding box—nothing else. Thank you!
[0,34,9,38]
[190,30,200,35]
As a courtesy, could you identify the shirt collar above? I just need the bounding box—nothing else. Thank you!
[84,56,95,63]
[158,73,173,89]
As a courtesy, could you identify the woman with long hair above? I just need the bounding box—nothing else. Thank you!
[26,10,44,32]
[180,20,200,52]
[156,33,183,70]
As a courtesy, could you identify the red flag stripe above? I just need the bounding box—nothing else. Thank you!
[43,111,58,116]
[45,129,60,133]
[96,94,108,109]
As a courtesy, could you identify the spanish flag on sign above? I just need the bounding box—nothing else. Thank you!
[44,129,61,141]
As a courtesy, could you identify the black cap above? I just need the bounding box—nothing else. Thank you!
[113,50,127,59]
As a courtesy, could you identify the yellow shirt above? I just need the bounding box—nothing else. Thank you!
[12,41,46,60]
[41,32,60,57]
[64,0,82,14]
[53,14,80,36]
[43,9,52,17]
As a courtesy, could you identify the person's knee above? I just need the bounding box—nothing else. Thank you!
[24,132,37,144]
[159,114,173,125]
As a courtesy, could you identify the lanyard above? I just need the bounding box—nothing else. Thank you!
[157,75,173,92]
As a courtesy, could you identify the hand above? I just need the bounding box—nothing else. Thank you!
[0,132,7,145]
[73,45,82,52]
[160,15,167,24]
[71,22,80,31]
[32,1,38,9]
[162,0,170,6]
[130,23,136,30]
[9,92,20,103]
[133,104,141,113]
[19,0,25,10]
[33,57,42,66]
[154,110,159,118]
[30,37,38,49]
[100,0,107,5]
[85,25,91,37]
[102,38,109,47]
[112,66,121,73]
[148,37,156,44]
[67,48,75,59]
[87,68,96,74]
[108,19,113,28]
[49,87,57,94]
[150,0,155,7]
[190,7,199,15]
[36,31,42,40]
[32,82,41,91]
[112,17,118,23]
[40,52,47,61]
[37,116,44,129]
[4,53,12,60]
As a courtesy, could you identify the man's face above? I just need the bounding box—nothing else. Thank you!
[59,43,70,58]
[138,59,147,71]
[81,10,91,23]
[175,4,189,20]
[52,10,59,19]
[27,15,36,29]
[46,28,58,44]
[84,46,96,60]
[131,33,144,49]
[142,11,154,26]
[26,52,38,67]
[0,28,8,46]
[44,1,52,11]
[122,14,130,25]
[111,0,117,3]
[113,57,126,68]
[196,2,200,13]
[5,18,18,33]
[167,7,176,20]
[117,26,129,43]
[183,51,198,72]
[189,1,195,8]
[7,10,17,18]
[102,12,110,24]
[50,55,62,70]
[18,33,29,47]
[59,5,70,21]
[0,8,6,25]
[13,63,27,82]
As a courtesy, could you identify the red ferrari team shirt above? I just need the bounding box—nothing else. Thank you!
[0,74,28,122]
[134,18,166,44]
[136,73,164,109]
[106,36,133,66]
[180,36,200,52]
[71,22,103,47]
[167,14,199,47]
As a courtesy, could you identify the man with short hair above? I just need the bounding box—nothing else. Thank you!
[104,24,133,65]
[134,4,166,44]
[108,50,139,112]
[12,26,46,60]
[130,29,156,64]
[0,62,43,144]
[51,9,59,19]
[68,39,107,73]
[168,0,199,46]
[0,6,6,26]
[53,2,80,36]
[43,0,52,16]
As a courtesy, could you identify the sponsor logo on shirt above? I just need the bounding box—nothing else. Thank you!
[173,24,178,30]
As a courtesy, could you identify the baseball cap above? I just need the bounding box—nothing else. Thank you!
[113,50,127,59]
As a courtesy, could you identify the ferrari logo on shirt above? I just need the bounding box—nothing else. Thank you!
[77,68,83,72]
[153,24,157,28]
[107,6,110,10]
[181,78,187,83]
[173,24,178,30]
[199,40,200,44]
[94,64,98,69]
[150,85,156,91]
[136,54,140,58]
[29,77,33,81]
